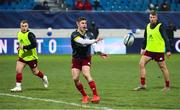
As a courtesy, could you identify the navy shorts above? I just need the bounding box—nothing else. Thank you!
[18,58,38,69]
[144,51,165,62]
[72,56,91,70]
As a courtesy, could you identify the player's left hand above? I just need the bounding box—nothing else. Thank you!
[140,49,145,55]
[100,53,109,59]
[96,37,103,42]
[166,51,171,59]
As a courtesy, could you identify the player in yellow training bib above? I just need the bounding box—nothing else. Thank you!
[11,20,49,92]
[134,11,171,92]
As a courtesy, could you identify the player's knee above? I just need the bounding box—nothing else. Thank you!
[159,64,166,70]
[159,65,163,69]
[32,69,39,75]
[139,62,145,68]
[83,75,88,79]
[72,76,79,82]
[83,75,92,81]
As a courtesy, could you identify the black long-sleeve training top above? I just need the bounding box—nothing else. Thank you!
[23,31,37,50]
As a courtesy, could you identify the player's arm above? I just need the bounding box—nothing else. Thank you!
[160,24,171,57]
[142,29,147,50]
[74,36,101,45]
[140,28,147,54]
[23,32,37,50]
[160,24,171,52]
[96,28,99,39]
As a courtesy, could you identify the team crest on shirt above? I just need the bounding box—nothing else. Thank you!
[149,34,153,40]
[20,39,24,44]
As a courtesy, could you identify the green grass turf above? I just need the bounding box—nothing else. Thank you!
[0,54,180,109]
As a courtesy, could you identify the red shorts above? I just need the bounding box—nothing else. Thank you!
[18,58,38,69]
[144,51,165,62]
[72,56,91,70]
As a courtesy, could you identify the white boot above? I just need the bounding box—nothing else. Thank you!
[11,82,22,92]
[133,85,146,91]
[42,75,48,88]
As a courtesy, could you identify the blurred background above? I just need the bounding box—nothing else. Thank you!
[0,0,180,55]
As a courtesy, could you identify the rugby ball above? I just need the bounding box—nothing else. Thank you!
[124,33,135,46]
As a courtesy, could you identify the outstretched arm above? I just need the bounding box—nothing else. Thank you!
[74,36,102,45]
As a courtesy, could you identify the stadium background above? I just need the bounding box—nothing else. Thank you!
[0,0,180,109]
[0,0,180,55]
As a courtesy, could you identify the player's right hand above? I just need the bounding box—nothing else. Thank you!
[166,51,171,59]
[100,53,109,59]
[95,37,103,42]
[140,49,145,55]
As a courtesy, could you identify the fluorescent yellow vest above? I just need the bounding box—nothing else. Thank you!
[145,23,165,53]
[18,31,38,61]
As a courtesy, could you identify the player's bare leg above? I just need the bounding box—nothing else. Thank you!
[11,61,25,92]
[82,66,100,103]
[157,61,170,92]
[32,67,48,88]
[72,68,89,104]
[134,56,151,91]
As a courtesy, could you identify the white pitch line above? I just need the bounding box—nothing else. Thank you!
[0,93,113,110]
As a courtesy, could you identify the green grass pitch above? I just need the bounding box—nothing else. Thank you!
[0,54,180,109]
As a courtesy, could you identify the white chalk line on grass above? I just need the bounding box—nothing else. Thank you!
[0,93,113,110]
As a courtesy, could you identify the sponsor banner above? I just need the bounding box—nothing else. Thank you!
[1,37,178,55]
[0,38,71,55]
[0,38,126,55]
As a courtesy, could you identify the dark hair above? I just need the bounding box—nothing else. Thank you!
[150,11,157,16]
[76,17,87,23]
[21,20,28,24]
